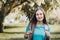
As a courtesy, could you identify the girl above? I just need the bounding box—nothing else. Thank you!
[24,7,50,40]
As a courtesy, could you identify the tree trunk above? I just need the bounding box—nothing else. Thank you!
[0,10,4,33]
[0,23,4,33]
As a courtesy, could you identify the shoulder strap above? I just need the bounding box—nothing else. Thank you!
[44,24,48,31]
[28,23,31,30]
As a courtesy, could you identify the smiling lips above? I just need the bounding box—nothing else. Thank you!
[38,17,42,19]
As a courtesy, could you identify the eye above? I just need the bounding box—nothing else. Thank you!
[36,13,39,15]
[40,13,43,15]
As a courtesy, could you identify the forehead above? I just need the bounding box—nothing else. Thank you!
[36,10,43,14]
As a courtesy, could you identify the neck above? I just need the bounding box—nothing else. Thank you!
[37,21,43,25]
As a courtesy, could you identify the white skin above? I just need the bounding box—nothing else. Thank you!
[36,9,44,25]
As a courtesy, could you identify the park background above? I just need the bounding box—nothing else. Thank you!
[0,0,60,40]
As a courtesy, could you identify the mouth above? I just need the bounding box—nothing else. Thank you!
[38,17,42,19]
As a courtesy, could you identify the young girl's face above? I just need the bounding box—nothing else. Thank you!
[36,10,44,22]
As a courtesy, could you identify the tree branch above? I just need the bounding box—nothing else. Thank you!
[6,0,28,16]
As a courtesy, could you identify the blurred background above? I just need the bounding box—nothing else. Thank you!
[0,0,60,40]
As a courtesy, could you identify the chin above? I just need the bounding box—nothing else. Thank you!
[38,19,43,21]
[37,19,43,21]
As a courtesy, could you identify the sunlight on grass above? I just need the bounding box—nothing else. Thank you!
[0,24,60,40]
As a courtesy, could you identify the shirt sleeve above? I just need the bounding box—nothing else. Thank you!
[26,25,30,33]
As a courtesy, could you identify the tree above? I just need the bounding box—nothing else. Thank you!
[0,0,58,32]
[21,0,52,19]
[0,0,27,33]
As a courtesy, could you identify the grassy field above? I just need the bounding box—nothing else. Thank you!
[50,24,60,40]
[0,23,60,40]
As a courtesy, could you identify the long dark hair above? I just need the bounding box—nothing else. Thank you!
[29,7,47,28]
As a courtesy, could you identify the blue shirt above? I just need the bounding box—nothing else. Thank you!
[26,24,50,40]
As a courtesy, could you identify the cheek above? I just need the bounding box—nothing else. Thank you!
[41,15,44,19]
[36,15,39,19]
[41,15,44,20]
[36,15,44,19]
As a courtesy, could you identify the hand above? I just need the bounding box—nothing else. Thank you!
[27,30,32,34]
[24,33,28,39]
[45,31,50,37]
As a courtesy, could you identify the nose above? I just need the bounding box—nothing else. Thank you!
[38,15,41,17]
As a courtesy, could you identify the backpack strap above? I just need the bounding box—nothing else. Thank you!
[44,24,50,40]
[44,24,48,31]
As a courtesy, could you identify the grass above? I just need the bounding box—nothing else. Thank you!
[50,24,60,40]
[0,23,60,40]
